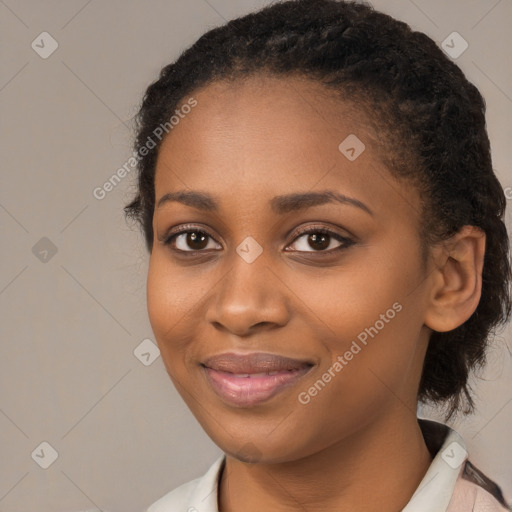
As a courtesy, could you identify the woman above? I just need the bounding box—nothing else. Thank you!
[124,0,511,510]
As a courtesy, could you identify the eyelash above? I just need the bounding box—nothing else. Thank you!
[162,223,354,256]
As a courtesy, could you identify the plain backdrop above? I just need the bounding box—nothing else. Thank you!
[0,0,511,511]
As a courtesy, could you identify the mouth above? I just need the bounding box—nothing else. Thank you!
[201,352,314,407]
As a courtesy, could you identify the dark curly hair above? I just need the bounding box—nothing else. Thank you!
[124,0,511,420]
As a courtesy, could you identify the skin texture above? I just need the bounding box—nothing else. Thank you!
[147,75,486,511]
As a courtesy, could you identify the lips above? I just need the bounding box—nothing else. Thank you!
[203,352,313,374]
[201,352,314,407]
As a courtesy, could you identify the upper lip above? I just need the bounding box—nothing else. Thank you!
[202,352,314,374]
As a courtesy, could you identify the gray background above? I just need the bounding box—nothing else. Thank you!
[0,0,511,511]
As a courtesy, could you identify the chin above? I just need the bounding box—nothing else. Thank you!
[199,418,317,465]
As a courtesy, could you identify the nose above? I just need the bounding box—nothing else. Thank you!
[204,253,291,337]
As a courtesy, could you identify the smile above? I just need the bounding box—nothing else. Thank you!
[201,352,314,407]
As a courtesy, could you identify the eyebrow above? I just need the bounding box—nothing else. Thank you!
[156,190,373,216]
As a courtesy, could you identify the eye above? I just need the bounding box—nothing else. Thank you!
[163,225,221,252]
[162,224,354,255]
[286,226,354,253]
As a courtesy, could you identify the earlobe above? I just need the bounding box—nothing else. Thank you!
[424,225,486,333]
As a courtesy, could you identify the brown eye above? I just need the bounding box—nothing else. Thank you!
[306,233,330,251]
[183,232,209,250]
[164,228,221,252]
[287,227,354,253]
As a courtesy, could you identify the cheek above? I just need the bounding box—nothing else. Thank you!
[285,247,426,387]
[291,306,423,441]
[285,254,418,342]
[147,257,173,336]
[146,255,201,358]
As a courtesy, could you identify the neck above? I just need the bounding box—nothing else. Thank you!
[218,412,432,512]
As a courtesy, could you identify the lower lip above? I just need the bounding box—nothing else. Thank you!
[203,366,312,407]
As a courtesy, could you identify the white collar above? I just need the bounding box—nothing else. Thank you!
[149,418,470,511]
[402,418,467,511]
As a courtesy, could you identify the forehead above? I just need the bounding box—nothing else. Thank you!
[154,75,418,221]
[157,74,370,162]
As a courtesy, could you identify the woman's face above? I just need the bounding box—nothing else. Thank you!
[147,75,433,463]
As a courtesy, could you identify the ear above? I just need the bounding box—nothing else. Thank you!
[424,225,486,333]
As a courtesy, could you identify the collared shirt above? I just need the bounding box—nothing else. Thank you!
[147,419,510,512]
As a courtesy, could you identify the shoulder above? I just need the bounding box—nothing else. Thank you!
[146,456,225,512]
[412,419,510,512]
[447,460,511,512]
[146,477,201,511]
